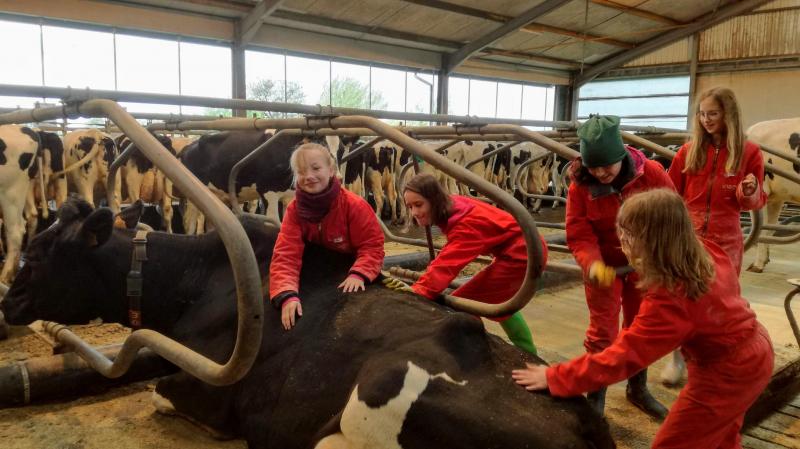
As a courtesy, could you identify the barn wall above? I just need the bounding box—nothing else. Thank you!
[696,70,800,129]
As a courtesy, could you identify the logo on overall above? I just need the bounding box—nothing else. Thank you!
[331,236,344,244]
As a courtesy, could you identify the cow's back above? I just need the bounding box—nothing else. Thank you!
[748,118,800,202]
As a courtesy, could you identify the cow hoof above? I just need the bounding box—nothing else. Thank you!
[152,391,177,415]
[745,264,764,273]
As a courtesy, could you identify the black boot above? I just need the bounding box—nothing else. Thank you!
[586,387,607,416]
[626,369,668,420]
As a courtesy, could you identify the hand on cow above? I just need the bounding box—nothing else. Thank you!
[281,298,302,330]
[339,275,365,293]
[511,363,549,391]
[382,277,413,293]
[741,173,757,196]
[588,261,615,288]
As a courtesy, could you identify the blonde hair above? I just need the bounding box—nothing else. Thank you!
[685,87,744,174]
[289,142,336,175]
[616,189,714,300]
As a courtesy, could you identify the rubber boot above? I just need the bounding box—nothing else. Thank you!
[500,312,537,356]
[586,387,607,416]
[626,368,668,420]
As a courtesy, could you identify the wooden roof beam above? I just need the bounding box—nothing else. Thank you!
[237,0,284,45]
[575,0,774,86]
[589,0,683,26]
[445,0,572,73]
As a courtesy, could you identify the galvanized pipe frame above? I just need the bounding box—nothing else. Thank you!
[0,100,264,387]
[106,140,138,214]
[0,83,687,134]
[513,151,568,204]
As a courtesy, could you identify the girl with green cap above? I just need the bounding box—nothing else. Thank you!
[564,114,675,418]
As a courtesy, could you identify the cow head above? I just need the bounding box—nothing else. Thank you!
[1,198,118,325]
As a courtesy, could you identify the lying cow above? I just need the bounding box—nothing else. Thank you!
[63,129,120,211]
[0,125,39,284]
[746,118,800,273]
[2,198,613,449]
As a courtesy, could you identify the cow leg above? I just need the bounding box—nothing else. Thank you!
[124,165,143,204]
[153,372,235,440]
[384,168,399,225]
[367,170,384,219]
[160,174,173,233]
[24,185,39,239]
[263,191,282,226]
[747,199,784,273]
[183,201,204,235]
[0,182,28,284]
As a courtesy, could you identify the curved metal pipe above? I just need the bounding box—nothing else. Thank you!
[620,131,677,160]
[106,141,137,214]
[743,209,763,251]
[340,136,384,163]
[463,141,521,171]
[0,100,263,387]
[227,129,294,216]
[749,139,800,167]
[783,281,800,348]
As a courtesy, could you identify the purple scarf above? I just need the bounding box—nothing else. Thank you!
[295,176,341,223]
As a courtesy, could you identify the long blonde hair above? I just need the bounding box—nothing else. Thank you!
[685,87,744,174]
[617,189,714,300]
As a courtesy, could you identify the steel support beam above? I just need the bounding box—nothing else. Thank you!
[589,0,682,26]
[575,0,773,86]
[237,0,284,45]
[687,33,700,129]
[445,0,571,73]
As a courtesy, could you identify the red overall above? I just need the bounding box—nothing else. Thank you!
[669,140,767,273]
[412,196,548,321]
[269,188,385,299]
[546,241,774,449]
[566,147,675,353]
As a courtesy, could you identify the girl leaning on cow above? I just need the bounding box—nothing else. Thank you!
[396,173,548,356]
[513,188,774,449]
[662,86,768,386]
[565,115,675,419]
[269,143,385,330]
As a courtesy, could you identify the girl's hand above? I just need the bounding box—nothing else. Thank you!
[511,363,549,391]
[741,173,757,196]
[281,298,302,330]
[339,275,365,293]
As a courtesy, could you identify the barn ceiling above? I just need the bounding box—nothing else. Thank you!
[21,0,776,84]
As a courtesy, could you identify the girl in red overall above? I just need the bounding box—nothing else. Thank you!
[663,87,767,386]
[269,143,385,330]
[401,173,547,355]
[514,189,774,449]
[566,115,674,418]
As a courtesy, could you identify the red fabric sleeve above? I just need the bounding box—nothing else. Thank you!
[546,292,693,397]
[412,227,485,299]
[668,145,688,195]
[268,203,305,299]
[646,159,677,190]
[736,142,768,210]
[346,195,385,281]
[565,182,602,273]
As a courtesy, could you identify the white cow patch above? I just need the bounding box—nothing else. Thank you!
[315,361,466,449]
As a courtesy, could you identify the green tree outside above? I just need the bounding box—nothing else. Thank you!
[320,76,387,110]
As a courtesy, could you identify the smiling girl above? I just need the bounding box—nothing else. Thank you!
[269,143,384,330]
[402,173,548,356]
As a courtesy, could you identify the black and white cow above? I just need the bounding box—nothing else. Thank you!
[746,118,800,273]
[63,129,120,210]
[1,198,613,449]
[0,125,39,284]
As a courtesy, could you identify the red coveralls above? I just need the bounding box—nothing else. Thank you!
[546,241,774,449]
[566,147,674,353]
[269,188,385,299]
[412,195,548,319]
[669,140,767,273]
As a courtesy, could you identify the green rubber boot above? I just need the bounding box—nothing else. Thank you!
[500,312,538,356]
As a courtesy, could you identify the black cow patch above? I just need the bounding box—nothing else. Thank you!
[0,138,6,165]
[18,152,34,171]
[767,158,775,180]
[40,131,65,173]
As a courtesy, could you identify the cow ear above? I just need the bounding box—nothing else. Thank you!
[115,200,144,230]
[79,208,114,248]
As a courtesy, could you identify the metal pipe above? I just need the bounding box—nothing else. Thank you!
[0,83,686,133]
[0,100,263,387]
[106,140,137,214]
[227,129,294,220]
[749,139,800,167]
[783,282,800,348]
[0,345,176,408]
[340,136,384,163]
[620,131,677,160]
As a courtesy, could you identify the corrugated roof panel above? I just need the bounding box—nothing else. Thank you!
[624,38,690,67]
[700,10,800,60]
[628,0,721,23]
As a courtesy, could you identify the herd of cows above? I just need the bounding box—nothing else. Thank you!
[0,118,799,448]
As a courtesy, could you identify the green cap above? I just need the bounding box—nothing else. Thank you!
[577,115,627,168]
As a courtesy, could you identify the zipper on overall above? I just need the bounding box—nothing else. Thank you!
[700,145,721,236]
